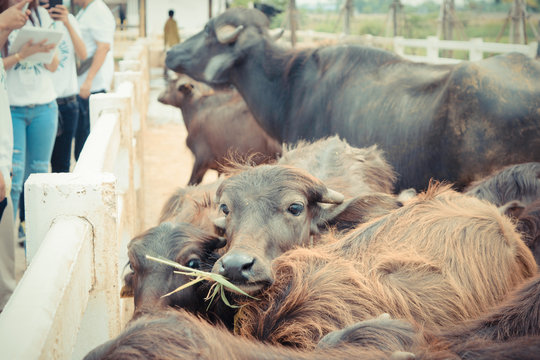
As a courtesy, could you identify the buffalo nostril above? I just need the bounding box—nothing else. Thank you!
[220,253,255,282]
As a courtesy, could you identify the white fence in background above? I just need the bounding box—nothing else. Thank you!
[0,39,150,360]
[286,30,538,63]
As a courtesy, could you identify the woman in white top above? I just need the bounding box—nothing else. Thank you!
[0,0,30,311]
[3,0,59,221]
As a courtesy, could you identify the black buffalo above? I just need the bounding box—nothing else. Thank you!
[165,8,540,191]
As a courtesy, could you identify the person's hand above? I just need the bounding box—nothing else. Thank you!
[0,0,31,31]
[48,4,69,25]
[18,38,56,59]
[0,173,6,202]
[79,80,92,99]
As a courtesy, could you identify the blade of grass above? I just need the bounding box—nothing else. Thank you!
[206,283,220,311]
[146,254,258,300]
[161,276,204,298]
[220,288,240,308]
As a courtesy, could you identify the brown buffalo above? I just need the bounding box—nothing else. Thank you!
[83,309,403,360]
[120,222,235,326]
[232,185,536,348]
[158,75,281,185]
[212,137,400,293]
[278,136,397,196]
[158,179,222,233]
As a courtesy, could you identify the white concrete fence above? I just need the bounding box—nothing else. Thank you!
[285,30,538,63]
[0,39,150,360]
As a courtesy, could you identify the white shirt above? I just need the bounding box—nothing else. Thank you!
[76,0,115,92]
[6,7,57,106]
[50,14,81,98]
[0,59,13,192]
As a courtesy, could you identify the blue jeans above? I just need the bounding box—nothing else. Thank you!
[10,101,58,219]
[51,96,79,172]
[75,90,105,161]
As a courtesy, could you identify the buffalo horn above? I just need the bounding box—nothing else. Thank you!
[216,25,244,44]
[320,189,345,204]
[214,217,227,229]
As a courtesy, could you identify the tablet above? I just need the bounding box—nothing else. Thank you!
[10,27,63,64]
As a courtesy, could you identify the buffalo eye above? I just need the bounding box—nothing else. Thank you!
[220,203,230,216]
[186,258,201,269]
[287,202,304,216]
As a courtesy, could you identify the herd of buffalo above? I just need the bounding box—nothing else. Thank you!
[84,7,540,360]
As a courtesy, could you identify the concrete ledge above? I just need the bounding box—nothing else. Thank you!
[0,217,93,360]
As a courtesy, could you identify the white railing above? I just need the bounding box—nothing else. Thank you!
[0,38,150,360]
[282,30,538,63]
[394,35,538,64]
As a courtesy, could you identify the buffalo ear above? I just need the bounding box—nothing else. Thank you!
[498,200,526,218]
[313,193,401,232]
[120,272,134,298]
[205,236,227,252]
[177,83,194,94]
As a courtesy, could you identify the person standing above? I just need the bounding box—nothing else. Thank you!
[47,0,86,173]
[164,9,180,49]
[0,0,30,311]
[163,9,179,78]
[73,0,115,160]
[3,0,59,224]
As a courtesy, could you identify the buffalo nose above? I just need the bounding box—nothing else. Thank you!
[219,253,255,282]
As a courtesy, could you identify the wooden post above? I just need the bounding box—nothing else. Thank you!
[139,0,146,37]
[209,0,213,19]
[289,0,297,47]
[344,0,352,35]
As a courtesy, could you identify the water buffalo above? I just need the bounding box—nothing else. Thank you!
[120,222,235,327]
[231,184,536,347]
[166,7,540,191]
[158,75,281,185]
[83,308,404,360]
[464,162,540,218]
[213,138,401,291]
[158,179,223,233]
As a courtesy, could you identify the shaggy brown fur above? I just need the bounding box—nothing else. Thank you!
[83,309,401,360]
[277,136,397,195]
[323,274,540,359]
[441,273,540,342]
[232,185,536,349]
[158,180,222,233]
